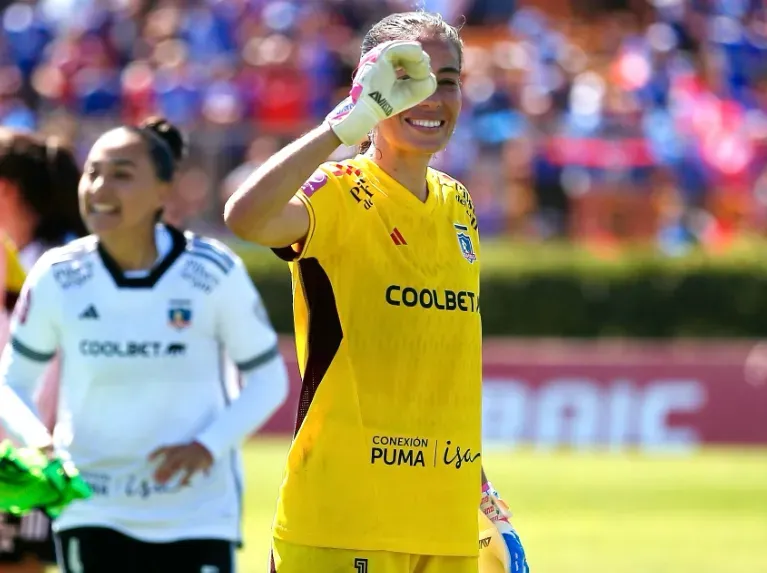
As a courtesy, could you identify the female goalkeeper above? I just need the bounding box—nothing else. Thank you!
[0,117,289,573]
[0,129,85,573]
[225,10,529,573]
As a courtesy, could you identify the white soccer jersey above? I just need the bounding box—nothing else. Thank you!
[2,224,280,543]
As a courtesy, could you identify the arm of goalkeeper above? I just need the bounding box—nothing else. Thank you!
[479,481,530,573]
[0,440,91,519]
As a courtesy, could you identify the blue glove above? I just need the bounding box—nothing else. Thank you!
[480,482,530,572]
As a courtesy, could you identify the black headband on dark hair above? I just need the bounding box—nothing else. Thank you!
[131,126,176,182]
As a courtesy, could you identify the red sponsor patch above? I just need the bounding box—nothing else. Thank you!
[300,171,329,197]
[331,163,361,177]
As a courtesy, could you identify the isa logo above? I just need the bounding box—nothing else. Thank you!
[454,224,477,263]
[168,299,192,330]
[300,171,329,197]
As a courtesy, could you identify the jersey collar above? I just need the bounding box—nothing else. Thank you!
[97,224,186,289]
[355,156,438,213]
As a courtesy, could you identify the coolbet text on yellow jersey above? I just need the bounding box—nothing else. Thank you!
[272,156,483,557]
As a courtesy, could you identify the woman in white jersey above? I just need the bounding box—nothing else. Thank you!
[0,128,86,573]
[0,117,289,573]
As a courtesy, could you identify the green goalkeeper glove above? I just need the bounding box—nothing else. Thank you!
[0,440,91,518]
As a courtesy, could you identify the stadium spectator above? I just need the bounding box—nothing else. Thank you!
[2,0,767,246]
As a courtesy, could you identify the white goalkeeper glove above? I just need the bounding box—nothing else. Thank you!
[480,482,530,573]
[326,40,437,146]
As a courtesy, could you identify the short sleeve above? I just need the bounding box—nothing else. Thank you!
[8,254,60,363]
[273,164,350,261]
[216,257,279,372]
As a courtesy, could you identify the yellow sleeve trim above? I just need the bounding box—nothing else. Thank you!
[3,236,26,293]
[293,191,318,261]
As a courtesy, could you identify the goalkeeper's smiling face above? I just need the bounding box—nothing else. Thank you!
[379,37,462,155]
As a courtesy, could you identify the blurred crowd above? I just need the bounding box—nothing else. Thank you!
[2,0,767,251]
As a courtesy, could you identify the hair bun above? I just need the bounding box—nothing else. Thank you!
[139,116,186,162]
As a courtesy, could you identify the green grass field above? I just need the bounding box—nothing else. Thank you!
[234,439,767,573]
[45,439,766,572]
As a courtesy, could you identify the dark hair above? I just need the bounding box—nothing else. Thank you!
[127,116,186,225]
[130,116,186,183]
[359,11,464,154]
[0,129,87,245]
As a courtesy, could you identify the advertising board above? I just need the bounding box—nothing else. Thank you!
[261,339,767,451]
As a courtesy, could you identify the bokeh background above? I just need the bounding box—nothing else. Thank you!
[1,0,766,571]
[6,0,767,249]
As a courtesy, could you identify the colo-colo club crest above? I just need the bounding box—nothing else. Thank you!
[454,224,476,263]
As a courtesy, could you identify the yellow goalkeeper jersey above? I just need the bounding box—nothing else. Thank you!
[273,156,483,557]
[2,234,26,312]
